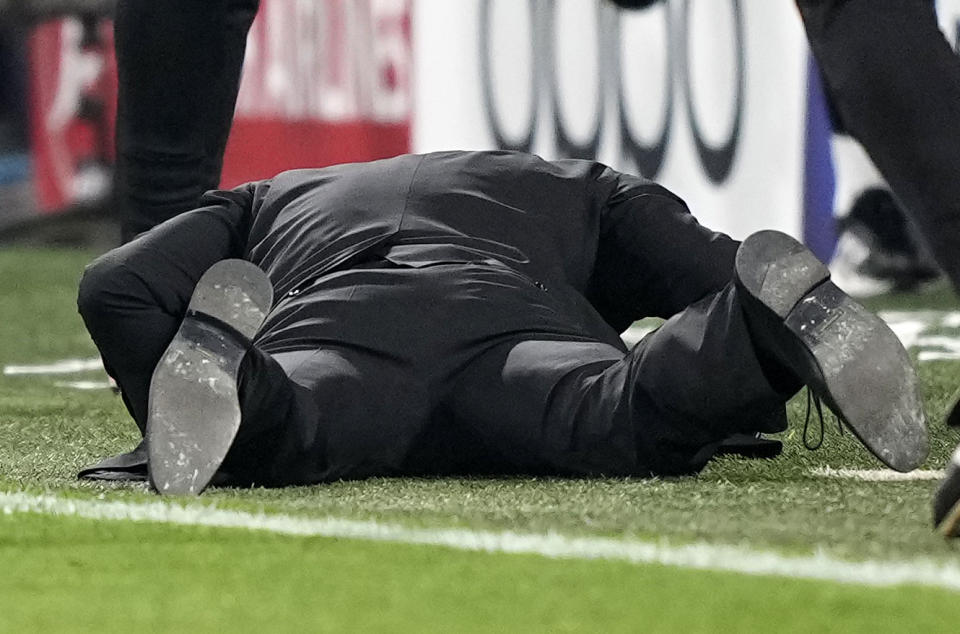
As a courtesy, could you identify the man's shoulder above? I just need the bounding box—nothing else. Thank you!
[261,150,650,193]
[416,150,623,183]
[271,153,424,182]
[265,150,619,178]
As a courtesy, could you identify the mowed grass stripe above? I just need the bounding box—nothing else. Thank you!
[3,513,960,633]
[4,490,960,592]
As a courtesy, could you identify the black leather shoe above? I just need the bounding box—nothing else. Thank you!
[734,230,928,472]
[715,433,783,459]
[77,439,148,481]
[147,259,273,496]
[933,445,960,537]
[947,393,960,428]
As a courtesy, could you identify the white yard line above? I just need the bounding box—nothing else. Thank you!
[810,467,945,481]
[2,491,960,591]
[3,358,103,375]
[621,310,960,357]
[53,380,114,390]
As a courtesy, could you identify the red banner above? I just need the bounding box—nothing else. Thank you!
[222,0,412,187]
[27,18,116,214]
[25,0,412,214]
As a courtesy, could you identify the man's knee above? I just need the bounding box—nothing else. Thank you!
[76,253,149,330]
[77,254,122,323]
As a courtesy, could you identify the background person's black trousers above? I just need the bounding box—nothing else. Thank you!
[797,0,960,292]
[113,0,259,241]
[78,198,789,484]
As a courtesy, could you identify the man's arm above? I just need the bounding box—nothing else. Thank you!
[587,167,738,330]
[106,179,269,311]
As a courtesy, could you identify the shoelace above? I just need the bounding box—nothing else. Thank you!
[802,387,844,450]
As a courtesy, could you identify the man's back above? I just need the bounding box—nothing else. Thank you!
[243,151,626,298]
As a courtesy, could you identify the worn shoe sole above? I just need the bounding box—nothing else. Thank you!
[147,260,273,496]
[735,230,928,472]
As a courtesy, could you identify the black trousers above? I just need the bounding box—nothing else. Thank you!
[113,0,259,241]
[797,0,960,292]
[78,203,789,485]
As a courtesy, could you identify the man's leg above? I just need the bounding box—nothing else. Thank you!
[77,205,247,434]
[151,337,435,492]
[223,345,433,486]
[586,186,740,332]
[114,0,259,240]
[447,288,791,477]
[449,232,927,477]
[146,259,272,494]
[583,185,787,450]
[79,252,323,491]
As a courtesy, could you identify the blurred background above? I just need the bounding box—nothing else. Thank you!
[0,0,958,278]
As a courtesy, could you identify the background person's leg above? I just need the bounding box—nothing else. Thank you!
[797,0,960,291]
[114,0,259,240]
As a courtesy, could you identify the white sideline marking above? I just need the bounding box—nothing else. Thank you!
[3,358,103,375]
[3,311,958,378]
[53,380,114,390]
[621,310,960,357]
[810,467,945,481]
[2,491,960,592]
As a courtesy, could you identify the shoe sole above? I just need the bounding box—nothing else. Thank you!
[736,230,928,472]
[147,260,273,495]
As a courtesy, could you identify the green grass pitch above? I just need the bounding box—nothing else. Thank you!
[2,248,960,632]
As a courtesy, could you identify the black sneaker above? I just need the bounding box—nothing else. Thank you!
[735,230,928,472]
[933,444,960,537]
[947,392,960,429]
[146,260,273,495]
[830,188,940,297]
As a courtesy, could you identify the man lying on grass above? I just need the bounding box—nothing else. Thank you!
[76,150,928,495]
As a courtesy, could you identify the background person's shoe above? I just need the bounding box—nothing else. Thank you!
[735,230,928,472]
[933,444,960,537]
[829,188,941,297]
[147,259,273,496]
[947,391,960,429]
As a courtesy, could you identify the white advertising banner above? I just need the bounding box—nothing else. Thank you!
[411,0,809,241]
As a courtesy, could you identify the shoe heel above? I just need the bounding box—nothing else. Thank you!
[735,230,830,318]
[186,259,273,340]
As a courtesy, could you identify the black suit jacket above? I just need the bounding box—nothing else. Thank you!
[196,150,693,328]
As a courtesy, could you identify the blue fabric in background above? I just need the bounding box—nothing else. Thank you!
[0,153,30,185]
[802,55,837,262]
